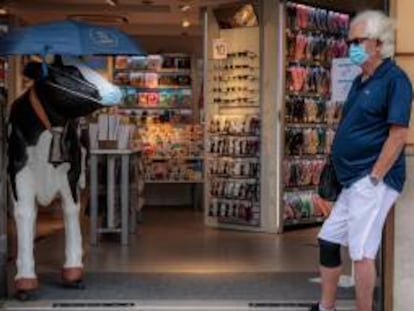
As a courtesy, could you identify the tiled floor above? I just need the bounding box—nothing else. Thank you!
[29,206,351,275]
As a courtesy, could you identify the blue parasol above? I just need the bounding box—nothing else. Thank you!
[0,20,145,56]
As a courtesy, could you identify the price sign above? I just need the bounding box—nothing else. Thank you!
[331,58,361,102]
[212,39,228,60]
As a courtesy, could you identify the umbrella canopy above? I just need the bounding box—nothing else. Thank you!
[0,20,145,56]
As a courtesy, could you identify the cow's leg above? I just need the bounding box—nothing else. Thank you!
[60,178,84,289]
[13,169,39,299]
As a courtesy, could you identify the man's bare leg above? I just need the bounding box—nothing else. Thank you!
[320,265,342,310]
[354,258,376,311]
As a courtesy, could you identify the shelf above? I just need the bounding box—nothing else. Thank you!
[121,106,192,110]
[287,59,330,68]
[287,26,347,37]
[115,68,191,74]
[208,132,260,137]
[286,91,329,98]
[215,104,260,109]
[210,196,259,203]
[119,85,192,90]
[145,180,204,184]
[284,216,325,227]
[285,122,327,128]
[146,156,204,160]
[284,185,318,192]
[285,154,326,160]
[208,154,259,159]
[211,175,259,180]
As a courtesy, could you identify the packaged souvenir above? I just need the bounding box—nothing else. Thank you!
[145,73,159,88]
[162,56,175,69]
[114,56,128,70]
[176,56,191,69]
[159,92,170,107]
[114,72,129,85]
[147,55,163,71]
[147,92,159,106]
[129,56,147,70]
[138,93,148,106]
[130,72,145,87]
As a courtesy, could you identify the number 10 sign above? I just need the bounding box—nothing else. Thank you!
[212,38,228,60]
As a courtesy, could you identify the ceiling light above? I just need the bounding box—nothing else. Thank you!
[105,0,118,6]
[181,18,191,28]
[180,4,191,12]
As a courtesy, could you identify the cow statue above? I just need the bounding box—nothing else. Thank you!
[7,57,122,300]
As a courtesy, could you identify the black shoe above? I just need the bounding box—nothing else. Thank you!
[309,303,337,311]
[309,304,320,311]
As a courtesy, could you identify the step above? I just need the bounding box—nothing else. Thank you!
[2,300,355,311]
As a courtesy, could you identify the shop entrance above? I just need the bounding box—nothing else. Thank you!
[0,0,387,310]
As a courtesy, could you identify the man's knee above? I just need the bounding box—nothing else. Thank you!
[319,238,342,268]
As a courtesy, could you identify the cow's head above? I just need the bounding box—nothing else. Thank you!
[23,57,121,121]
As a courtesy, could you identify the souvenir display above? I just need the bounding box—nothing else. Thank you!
[283,191,332,225]
[283,2,349,227]
[110,53,203,184]
[207,114,261,227]
[114,54,192,110]
[116,107,203,183]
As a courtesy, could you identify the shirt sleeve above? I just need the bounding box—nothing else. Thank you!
[387,73,413,127]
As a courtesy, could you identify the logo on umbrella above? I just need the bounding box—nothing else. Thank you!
[89,29,119,48]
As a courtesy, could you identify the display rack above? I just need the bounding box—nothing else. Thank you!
[113,54,204,184]
[282,2,350,228]
[114,54,193,111]
[205,26,262,230]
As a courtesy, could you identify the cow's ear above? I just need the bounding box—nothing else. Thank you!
[23,61,43,80]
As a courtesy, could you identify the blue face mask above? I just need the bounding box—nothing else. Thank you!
[349,44,369,66]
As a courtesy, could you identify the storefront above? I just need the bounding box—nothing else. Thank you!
[2,0,411,310]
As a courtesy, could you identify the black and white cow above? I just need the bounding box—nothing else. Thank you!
[7,57,121,299]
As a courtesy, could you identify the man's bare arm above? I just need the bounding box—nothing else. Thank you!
[371,125,408,180]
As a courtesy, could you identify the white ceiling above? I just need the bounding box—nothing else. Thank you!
[3,0,242,36]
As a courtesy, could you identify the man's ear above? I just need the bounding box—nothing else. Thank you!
[23,61,43,80]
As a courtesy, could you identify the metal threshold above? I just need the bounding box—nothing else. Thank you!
[2,300,355,311]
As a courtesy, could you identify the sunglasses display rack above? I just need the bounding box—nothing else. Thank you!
[282,2,350,227]
[205,26,262,230]
[112,54,204,184]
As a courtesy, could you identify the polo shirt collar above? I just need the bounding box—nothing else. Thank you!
[372,57,393,79]
[356,58,393,86]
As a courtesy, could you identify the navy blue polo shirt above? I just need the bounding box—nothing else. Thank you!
[331,58,413,192]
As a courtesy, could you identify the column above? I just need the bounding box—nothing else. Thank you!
[390,1,414,310]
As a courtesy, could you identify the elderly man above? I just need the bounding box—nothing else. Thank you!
[311,10,412,311]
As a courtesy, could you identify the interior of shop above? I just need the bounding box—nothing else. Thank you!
[0,0,386,307]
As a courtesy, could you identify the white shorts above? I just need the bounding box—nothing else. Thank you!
[318,175,399,261]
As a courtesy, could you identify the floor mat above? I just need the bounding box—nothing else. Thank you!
[7,272,354,301]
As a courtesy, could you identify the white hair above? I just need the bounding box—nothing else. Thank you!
[350,10,395,58]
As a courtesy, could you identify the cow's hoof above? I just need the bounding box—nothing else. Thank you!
[62,279,85,290]
[15,289,37,301]
[15,278,38,301]
[15,278,38,291]
[62,267,84,289]
[62,267,83,282]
